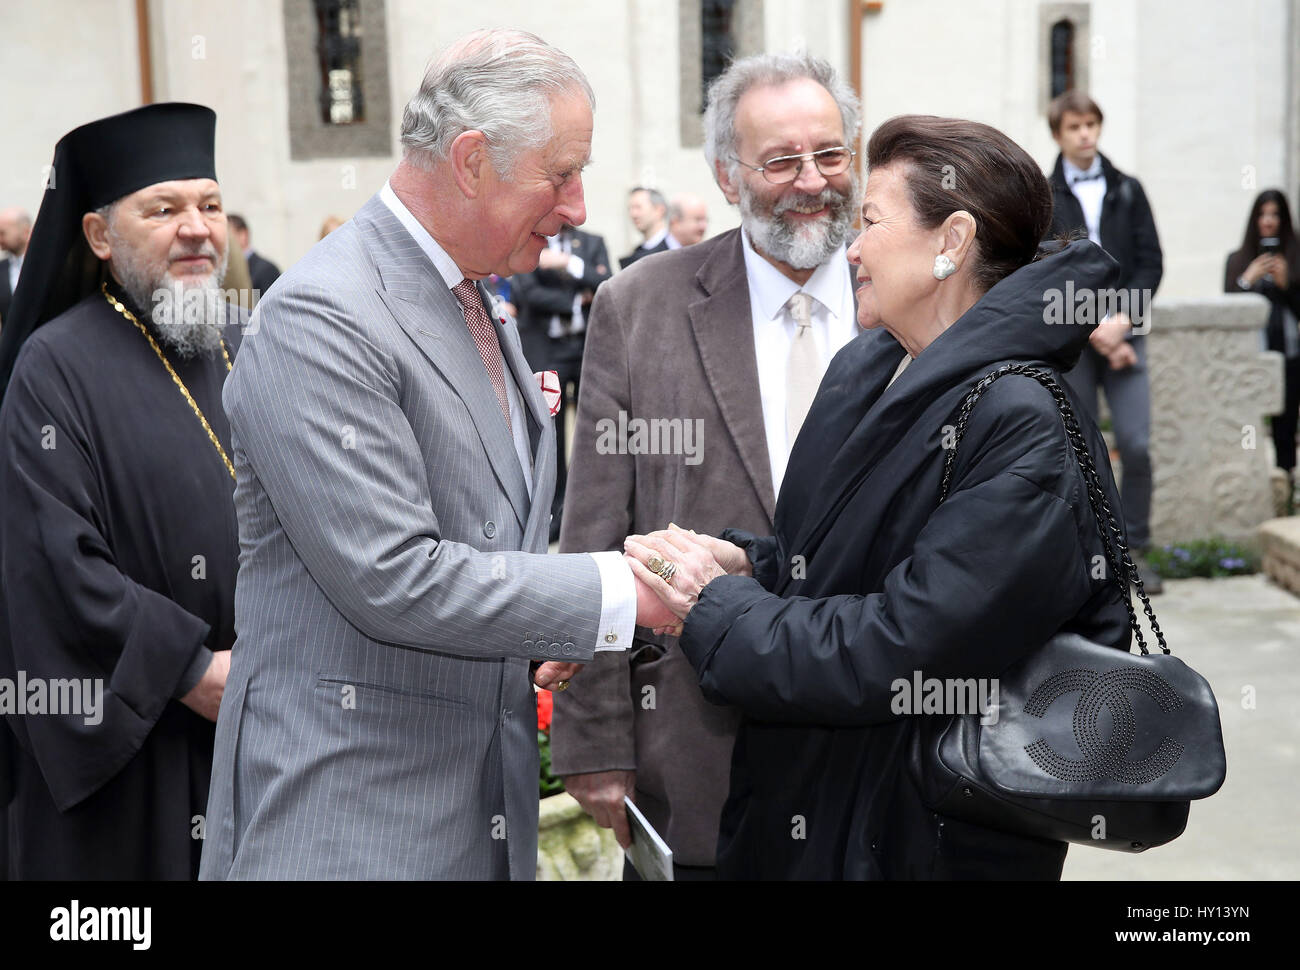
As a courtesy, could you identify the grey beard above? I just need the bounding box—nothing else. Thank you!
[113,249,230,360]
[739,175,858,270]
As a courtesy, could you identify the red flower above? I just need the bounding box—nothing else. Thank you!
[536,689,553,732]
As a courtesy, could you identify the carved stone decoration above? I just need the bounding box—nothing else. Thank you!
[1146,294,1281,546]
[537,792,623,880]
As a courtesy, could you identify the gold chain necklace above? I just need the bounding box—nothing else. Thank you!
[101,282,236,481]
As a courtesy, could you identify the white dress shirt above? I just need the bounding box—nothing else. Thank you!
[380,183,636,652]
[7,254,20,295]
[1064,156,1106,246]
[741,229,859,493]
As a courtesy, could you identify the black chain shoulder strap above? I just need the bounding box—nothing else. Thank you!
[938,362,1168,656]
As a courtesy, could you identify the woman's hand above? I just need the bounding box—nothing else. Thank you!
[1267,255,1289,289]
[1243,253,1276,286]
[624,530,726,636]
[628,525,753,578]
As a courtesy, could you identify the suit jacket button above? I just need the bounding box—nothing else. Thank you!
[483,520,497,538]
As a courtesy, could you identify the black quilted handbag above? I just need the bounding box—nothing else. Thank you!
[910,364,1228,852]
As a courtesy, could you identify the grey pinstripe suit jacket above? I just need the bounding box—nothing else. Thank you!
[198,194,605,880]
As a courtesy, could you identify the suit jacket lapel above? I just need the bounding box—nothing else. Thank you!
[357,197,531,531]
[488,282,557,536]
[688,231,777,522]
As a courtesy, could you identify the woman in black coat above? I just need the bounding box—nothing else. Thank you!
[1225,190,1300,500]
[624,116,1134,880]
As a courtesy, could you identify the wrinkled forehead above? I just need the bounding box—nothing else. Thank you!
[110,178,223,213]
[734,78,845,157]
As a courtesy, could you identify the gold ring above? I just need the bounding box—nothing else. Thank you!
[646,553,665,573]
[555,680,570,692]
[659,562,677,583]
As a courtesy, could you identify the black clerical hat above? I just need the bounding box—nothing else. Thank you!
[0,103,218,400]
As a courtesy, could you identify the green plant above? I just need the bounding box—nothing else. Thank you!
[538,730,564,798]
[1146,538,1259,579]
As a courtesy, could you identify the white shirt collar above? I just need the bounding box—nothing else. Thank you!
[640,226,669,250]
[740,228,850,322]
[1063,156,1103,183]
[380,181,465,290]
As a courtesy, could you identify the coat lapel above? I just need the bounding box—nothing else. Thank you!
[489,283,558,549]
[688,232,777,522]
[357,197,531,531]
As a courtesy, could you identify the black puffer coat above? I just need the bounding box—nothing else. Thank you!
[680,241,1133,879]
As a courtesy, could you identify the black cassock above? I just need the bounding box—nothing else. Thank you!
[0,285,240,879]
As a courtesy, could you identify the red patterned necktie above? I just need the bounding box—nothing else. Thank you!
[451,278,511,431]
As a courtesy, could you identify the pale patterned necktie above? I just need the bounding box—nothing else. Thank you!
[785,290,823,444]
[451,278,511,431]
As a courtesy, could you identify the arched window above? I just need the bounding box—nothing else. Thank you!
[1050,18,1076,99]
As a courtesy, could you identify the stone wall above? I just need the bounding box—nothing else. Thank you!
[537,792,622,880]
[1148,294,1282,546]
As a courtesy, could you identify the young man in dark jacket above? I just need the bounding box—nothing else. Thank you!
[1047,91,1165,592]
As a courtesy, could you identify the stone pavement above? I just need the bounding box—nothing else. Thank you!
[1062,575,1300,880]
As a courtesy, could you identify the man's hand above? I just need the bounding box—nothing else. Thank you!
[179,650,230,722]
[1089,311,1133,356]
[633,569,679,630]
[1107,341,1138,370]
[563,770,636,848]
[534,661,581,690]
[537,248,570,272]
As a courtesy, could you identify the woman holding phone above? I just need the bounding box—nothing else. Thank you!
[1226,190,1300,505]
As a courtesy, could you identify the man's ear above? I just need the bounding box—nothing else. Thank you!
[82,210,112,260]
[449,130,490,199]
[714,159,741,205]
[939,209,978,265]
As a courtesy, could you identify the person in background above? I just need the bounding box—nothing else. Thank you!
[1047,90,1164,593]
[619,186,674,268]
[668,193,710,247]
[319,215,344,239]
[1226,189,1300,509]
[0,208,32,326]
[227,213,282,297]
[511,223,612,542]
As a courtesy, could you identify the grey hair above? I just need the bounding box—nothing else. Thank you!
[703,51,861,182]
[630,186,667,212]
[400,28,595,178]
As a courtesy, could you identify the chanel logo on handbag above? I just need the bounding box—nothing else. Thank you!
[1023,667,1184,785]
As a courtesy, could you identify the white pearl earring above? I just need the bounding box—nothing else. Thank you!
[933,254,957,280]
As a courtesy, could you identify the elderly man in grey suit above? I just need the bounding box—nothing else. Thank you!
[552,52,861,879]
[199,29,674,881]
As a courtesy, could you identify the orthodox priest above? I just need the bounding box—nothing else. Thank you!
[0,103,242,879]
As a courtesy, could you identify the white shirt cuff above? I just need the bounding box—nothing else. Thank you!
[590,551,636,651]
[567,255,585,279]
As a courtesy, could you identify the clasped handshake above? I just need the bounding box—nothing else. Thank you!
[623,524,751,638]
[534,524,750,691]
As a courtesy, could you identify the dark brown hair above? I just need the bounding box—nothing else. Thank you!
[1225,189,1299,286]
[867,114,1054,292]
[1047,91,1103,134]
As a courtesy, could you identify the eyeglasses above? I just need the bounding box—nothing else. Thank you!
[731,146,856,184]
